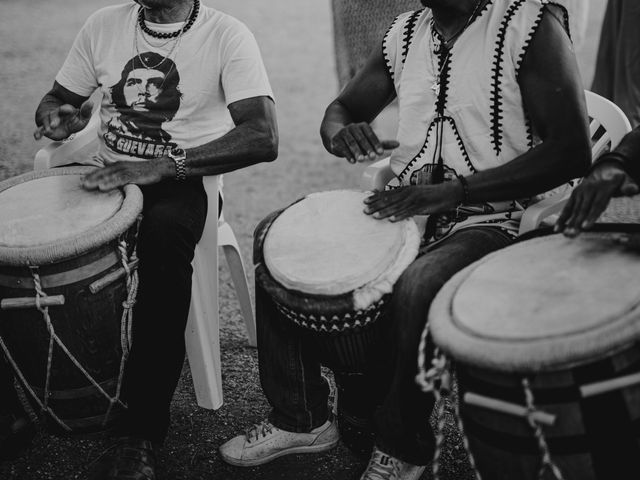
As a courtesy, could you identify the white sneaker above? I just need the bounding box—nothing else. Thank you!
[219,419,339,467]
[360,447,427,480]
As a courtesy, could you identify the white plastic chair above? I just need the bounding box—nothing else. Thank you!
[34,117,257,410]
[360,90,633,234]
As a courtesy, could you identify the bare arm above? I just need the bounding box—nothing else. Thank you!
[463,6,590,202]
[365,7,591,221]
[82,95,278,191]
[320,46,398,163]
[34,81,93,141]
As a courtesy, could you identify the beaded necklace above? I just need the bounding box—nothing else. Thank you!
[137,0,200,39]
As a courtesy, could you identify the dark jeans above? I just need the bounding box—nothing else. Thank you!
[257,226,513,465]
[113,178,207,444]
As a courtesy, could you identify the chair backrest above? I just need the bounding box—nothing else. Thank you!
[586,89,632,161]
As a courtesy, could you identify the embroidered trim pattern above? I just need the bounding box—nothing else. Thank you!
[490,0,526,157]
[397,116,476,183]
[382,10,424,83]
[397,118,442,183]
[515,4,545,78]
[401,10,423,66]
[450,118,477,173]
[382,14,402,81]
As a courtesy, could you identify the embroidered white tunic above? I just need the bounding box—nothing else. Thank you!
[383,0,571,238]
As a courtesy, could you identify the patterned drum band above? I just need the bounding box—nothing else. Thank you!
[0,166,143,434]
[421,225,640,480]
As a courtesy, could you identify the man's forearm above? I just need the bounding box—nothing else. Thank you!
[464,136,590,203]
[180,120,278,177]
[320,100,354,153]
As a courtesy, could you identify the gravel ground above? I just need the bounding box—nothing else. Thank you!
[1,1,637,479]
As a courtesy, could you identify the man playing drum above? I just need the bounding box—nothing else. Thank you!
[556,125,640,236]
[0,0,277,478]
[221,0,590,479]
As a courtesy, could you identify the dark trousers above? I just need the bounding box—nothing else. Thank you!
[257,226,513,465]
[114,178,207,444]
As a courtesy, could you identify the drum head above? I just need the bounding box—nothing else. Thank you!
[0,167,142,266]
[0,175,122,247]
[429,232,640,372]
[263,190,420,297]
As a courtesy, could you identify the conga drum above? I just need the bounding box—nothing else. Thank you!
[421,226,640,480]
[0,166,143,434]
[256,190,421,455]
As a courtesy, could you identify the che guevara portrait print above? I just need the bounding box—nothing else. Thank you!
[104,52,181,159]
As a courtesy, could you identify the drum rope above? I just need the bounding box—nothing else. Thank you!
[0,260,136,432]
[0,334,71,432]
[417,348,450,480]
[104,238,139,424]
[451,374,483,480]
[522,378,566,480]
[416,326,483,480]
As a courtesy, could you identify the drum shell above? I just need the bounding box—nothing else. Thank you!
[0,238,134,434]
[457,344,640,480]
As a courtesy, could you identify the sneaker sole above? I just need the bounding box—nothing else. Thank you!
[220,438,340,467]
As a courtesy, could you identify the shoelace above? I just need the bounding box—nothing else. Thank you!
[245,420,275,443]
[363,451,402,480]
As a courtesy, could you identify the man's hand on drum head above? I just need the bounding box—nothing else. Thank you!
[329,123,399,164]
[364,183,462,221]
[34,101,94,141]
[82,160,170,191]
[555,161,639,237]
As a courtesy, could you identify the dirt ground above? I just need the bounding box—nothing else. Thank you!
[0,0,621,479]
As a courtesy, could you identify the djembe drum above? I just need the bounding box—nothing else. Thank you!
[256,190,421,456]
[0,166,143,434]
[419,226,640,480]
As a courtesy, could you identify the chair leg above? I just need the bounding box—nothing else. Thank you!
[218,221,257,347]
[185,244,223,410]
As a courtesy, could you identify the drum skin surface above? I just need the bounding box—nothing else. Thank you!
[0,175,122,248]
[263,190,418,297]
[0,167,143,434]
[427,229,640,480]
[430,231,640,372]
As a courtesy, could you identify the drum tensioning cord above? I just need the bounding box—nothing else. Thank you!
[416,326,566,480]
[0,236,139,432]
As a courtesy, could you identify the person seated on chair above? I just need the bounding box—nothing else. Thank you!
[0,0,277,477]
[556,125,640,237]
[220,0,589,479]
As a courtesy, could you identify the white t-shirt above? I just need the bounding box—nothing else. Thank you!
[56,2,273,165]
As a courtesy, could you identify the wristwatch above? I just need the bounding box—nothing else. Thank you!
[168,147,187,181]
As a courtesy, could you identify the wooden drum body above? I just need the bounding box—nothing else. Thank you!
[0,167,143,434]
[427,228,640,480]
[256,190,421,455]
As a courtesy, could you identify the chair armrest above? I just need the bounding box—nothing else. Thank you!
[518,194,570,235]
[33,114,101,170]
[360,157,394,191]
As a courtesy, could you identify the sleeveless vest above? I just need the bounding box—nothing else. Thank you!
[382,0,570,238]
